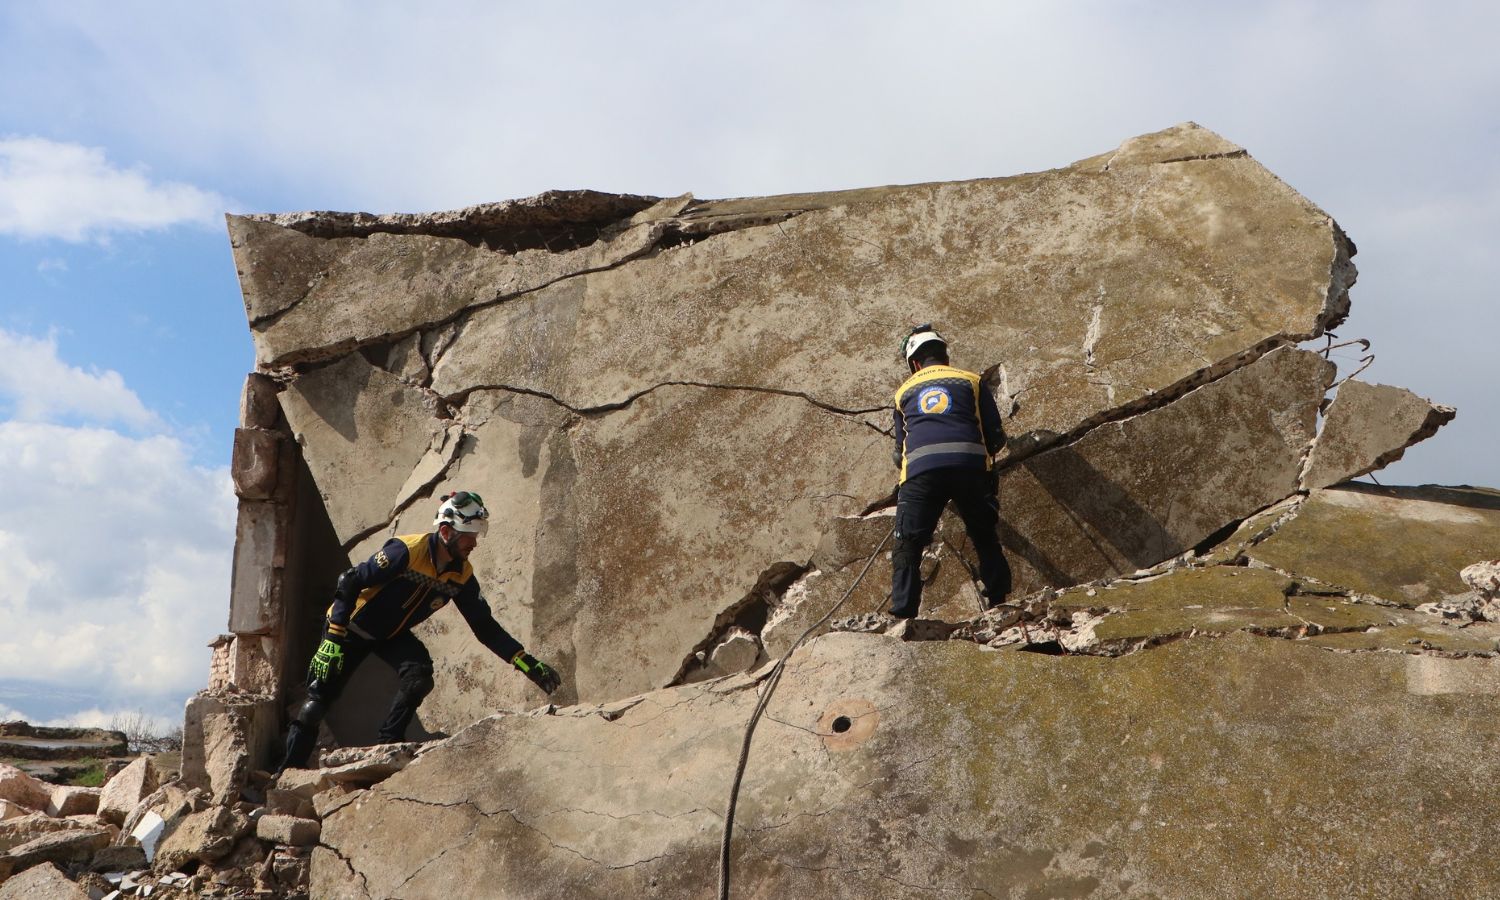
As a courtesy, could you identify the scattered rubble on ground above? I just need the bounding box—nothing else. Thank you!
[0,738,422,897]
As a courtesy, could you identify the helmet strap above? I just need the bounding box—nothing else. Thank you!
[439,523,462,559]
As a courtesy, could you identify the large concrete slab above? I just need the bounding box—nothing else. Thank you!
[1302,379,1454,490]
[313,631,1500,898]
[1245,484,1500,605]
[1001,345,1331,592]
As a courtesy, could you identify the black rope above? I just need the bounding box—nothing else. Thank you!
[716,525,895,900]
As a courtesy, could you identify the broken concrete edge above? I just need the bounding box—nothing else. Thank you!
[233,189,663,243]
[666,562,810,688]
[997,338,1325,472]
[245,220,672,357]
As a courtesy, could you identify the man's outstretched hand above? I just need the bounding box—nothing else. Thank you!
[511,651,562,694]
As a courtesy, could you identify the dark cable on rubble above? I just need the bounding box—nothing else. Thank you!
[717,525,895,900]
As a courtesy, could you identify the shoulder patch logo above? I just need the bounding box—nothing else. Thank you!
[375,550,390,569]
[918,386,952,414]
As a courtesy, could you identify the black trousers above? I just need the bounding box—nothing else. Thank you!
[890,467,1012,618]
[279,630,435,771]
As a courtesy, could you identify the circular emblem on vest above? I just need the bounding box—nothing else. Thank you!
[918,386,952,414]
[430,597,447,610]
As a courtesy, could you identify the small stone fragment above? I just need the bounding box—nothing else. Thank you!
[256,814,321,846]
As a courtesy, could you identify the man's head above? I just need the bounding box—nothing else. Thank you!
[901,324,949,373]
[433,490,489,561]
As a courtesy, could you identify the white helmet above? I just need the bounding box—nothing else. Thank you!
[901,324,947,363]
[434,490,489,535]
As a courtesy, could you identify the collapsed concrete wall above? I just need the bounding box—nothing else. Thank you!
[199,123,1454,782]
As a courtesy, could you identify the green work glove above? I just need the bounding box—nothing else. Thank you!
[309,637,345,682]
[512,651,562,695]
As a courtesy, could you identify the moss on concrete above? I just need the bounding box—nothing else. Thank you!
[1248,485,1500,605]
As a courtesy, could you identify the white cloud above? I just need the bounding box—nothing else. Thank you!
[43,707,177,736]
[0,420,233,697]
[0,136,227,241]
[0,327,234,716]
[0,329,160,430]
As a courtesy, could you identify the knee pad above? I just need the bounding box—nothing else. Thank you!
[891,536,925,569]
[294,698,329,729]
[398,665,435,702]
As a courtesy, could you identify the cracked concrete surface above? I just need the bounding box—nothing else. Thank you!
[312,630,1500,898]
[206,123,1490,897]
[231,122,1458,729]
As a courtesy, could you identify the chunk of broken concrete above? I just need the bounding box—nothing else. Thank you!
[705,627,762,677]
[46,785,100,818]
[0,764,51,812]
[317,743,419,787]
[0,813,96,853]
[0,861,90,899]
[3,827,110,874]
[200,712,251,805]
[233,123,1380,730]
[98,757,161,827]
[128,812,165,863]
[256,814,321,847]
[1001,346,1332,593]
[232,191,663,367]
[265,788,316,820]
[151,807,250,873]
[87,843,148,873]
[118,783,203,845]
[270,767,333,800]
[1301,379,1454,490]
[278,353,446,542]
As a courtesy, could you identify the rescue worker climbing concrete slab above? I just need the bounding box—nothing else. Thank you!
[276,490,561,772]
[891,325,1013,618]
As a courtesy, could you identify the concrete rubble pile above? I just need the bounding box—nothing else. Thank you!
[13,122,1482,896]
[0,743,425,897]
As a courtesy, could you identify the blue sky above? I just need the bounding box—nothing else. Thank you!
[0,1,1495,729]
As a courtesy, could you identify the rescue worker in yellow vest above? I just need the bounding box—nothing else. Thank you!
[276,491,560,772]
[891,325,1013,618]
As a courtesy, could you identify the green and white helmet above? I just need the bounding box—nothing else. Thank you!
[434,490,489,535]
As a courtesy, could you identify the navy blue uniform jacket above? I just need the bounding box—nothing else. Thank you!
[323,533,523,662]
[893,365,1005,483]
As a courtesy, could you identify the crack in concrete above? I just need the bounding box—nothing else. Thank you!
[483,802,691,870]
[319,833,372,897]
[543,804,721,824]
[253,219,666,357]
[450,378,888,431]
[1157,150,1252,164]
[389,823,481,897]
[996,335,1297,474]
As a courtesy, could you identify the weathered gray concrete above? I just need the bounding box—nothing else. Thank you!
[1245,484,1500,606]
[1302,379,1455,490]
[313,631,1500,898]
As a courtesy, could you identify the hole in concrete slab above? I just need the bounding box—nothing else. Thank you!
[819,699,878,751]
